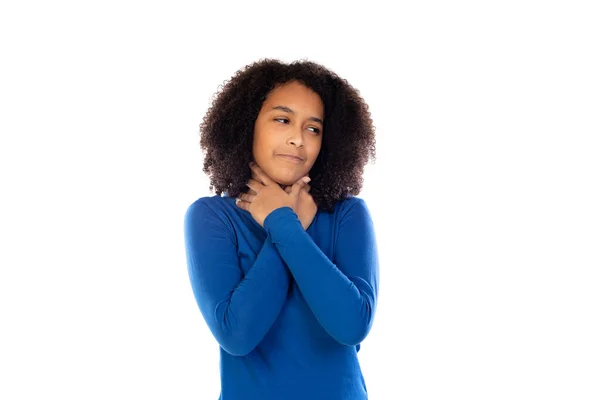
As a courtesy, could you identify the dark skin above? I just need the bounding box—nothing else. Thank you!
[250,80,323,187]
[236,162,317,230]
[236,80,322,230]
[199,60,377,213]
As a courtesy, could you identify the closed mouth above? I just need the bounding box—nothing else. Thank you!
[277,154,304,161]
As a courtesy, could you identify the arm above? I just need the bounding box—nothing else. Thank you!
[263,198,379,346]
[183,200,291,356]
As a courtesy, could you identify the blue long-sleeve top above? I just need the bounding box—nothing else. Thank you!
[183,194,379,400]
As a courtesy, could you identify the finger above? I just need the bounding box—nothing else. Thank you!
[235,197,249,210]
[251,170,263,185]
[246,178,262,194]
[298,184,310,195]
[249,162,275,186]
[290,176,311,197]
[284,185,292,194]
[238,192,256,203]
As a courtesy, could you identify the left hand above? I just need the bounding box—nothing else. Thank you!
[236,162,310,227]
[283,182,317,230]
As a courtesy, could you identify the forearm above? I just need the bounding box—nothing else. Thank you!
[210,238,290,355]
[263,207,377,346]
[184,201,291,356]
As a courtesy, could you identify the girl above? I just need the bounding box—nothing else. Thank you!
[184,58,379,399]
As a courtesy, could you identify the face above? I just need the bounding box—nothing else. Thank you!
[252,80,324,187]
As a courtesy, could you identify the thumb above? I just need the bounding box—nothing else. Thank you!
[290,176,311,197]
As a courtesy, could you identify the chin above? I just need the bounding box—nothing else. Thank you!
[271,171,306,186]
[273,177,297,187]
[261,163,309,186]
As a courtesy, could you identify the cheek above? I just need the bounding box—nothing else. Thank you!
[252,129,269,152]
[252,135,277,165]
[308,141,322,160]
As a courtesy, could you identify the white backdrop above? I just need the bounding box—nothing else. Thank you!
[1,1,599,399]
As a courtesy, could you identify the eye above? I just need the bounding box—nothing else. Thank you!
[274,118,321,134]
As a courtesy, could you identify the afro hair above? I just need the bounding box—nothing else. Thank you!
[198,58,376,212]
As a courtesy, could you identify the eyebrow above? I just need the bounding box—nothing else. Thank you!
[271,105,323,125]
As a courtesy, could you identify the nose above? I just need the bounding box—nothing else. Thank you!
[287,126,304,147]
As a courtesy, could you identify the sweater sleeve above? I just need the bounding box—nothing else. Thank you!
[183,199,291,356]
[262,198,379,347]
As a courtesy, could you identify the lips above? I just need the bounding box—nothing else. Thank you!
[277,154,304,161]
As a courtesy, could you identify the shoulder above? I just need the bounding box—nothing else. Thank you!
[184,194,239,242]
[328,196,375,233]
[333,195,371,217]
[184,194,237,226]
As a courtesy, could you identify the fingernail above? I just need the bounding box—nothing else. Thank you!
[303,177,311,183]
[235,198,240,204]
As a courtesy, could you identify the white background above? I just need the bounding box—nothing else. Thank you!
[1,1,599,399]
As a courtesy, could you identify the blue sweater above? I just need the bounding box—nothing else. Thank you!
[183,194,379,399]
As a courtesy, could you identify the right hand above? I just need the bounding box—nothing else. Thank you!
[237,162,311,228]
[283,182,317,230]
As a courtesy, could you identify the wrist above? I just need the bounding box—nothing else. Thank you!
[263,206,301,231]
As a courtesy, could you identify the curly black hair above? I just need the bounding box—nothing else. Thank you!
[198,58,376,212]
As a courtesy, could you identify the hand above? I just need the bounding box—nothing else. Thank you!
[236,162,311,227]
[283,182,317,231]
[246,164,315,230]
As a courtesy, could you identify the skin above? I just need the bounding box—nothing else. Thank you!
[251,80,324,187]
[237,162,313,229]
[236,80,323,229]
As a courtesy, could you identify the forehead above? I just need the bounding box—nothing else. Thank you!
[263,81,324,114]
